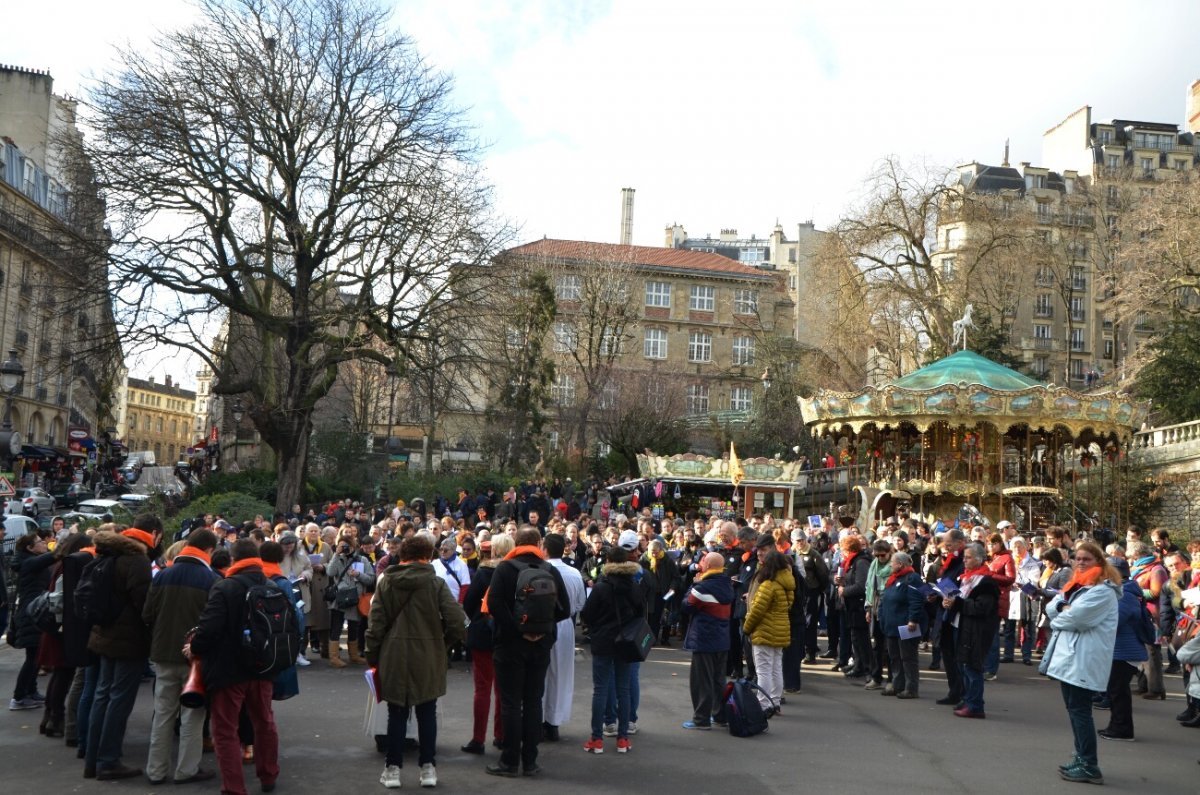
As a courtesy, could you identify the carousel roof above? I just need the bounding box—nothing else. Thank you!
[890,351,1040,392]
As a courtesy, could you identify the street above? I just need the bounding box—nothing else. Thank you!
[1,642,1196,794]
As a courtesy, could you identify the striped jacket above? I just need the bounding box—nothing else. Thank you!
[683,570,733,653]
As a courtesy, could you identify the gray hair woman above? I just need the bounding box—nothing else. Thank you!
[878,550,925,698]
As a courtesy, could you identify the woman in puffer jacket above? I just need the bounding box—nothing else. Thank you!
[742,539,796,716]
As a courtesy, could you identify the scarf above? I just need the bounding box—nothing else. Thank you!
[81,547,97,557]
[839,551,858,574]
[1062,565,1106,600]
[178,546,212,566]
[886,565,915,588]
[122,528,155,548]
[505,545,547,561]
[261,562,284,580]
[696,568,725,582]
[959,563,990,598]
[461,550,478,564]
[776,541,791,555]
[649,550,662,573]
[939,549,961,577]
[302,540,323,555]
[1130,555,1158,578]
[226,557,264,578]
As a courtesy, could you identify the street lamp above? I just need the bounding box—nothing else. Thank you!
[231,398,244,467]
[0,349,25,469]
[760,367,772,391]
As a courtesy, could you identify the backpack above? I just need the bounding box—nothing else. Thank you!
[26,590,59,634]
[235,576,300,678]
[511,560,559,636]
[74,554,124,626]
[720,678,772,738]
[1134,597,1157,647]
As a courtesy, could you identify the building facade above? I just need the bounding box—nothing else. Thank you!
[116,375,196,465]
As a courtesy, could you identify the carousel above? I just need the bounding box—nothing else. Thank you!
[797,348,1150,533]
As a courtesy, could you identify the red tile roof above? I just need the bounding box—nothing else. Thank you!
[506,238,779,281]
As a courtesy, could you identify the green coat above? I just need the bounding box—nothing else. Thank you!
[364,562,466,707]
[742,567,796,648]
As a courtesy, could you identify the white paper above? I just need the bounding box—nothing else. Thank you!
[898,624,921,640]
[307,553,324,567]
[352,561,365,575]
[1180,587,1200,607]
[663,589,675,602]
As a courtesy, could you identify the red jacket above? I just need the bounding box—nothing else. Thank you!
[987,550,1016,617]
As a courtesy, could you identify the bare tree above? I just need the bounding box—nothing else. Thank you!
[594,371,688,475]
[75,0,508,510]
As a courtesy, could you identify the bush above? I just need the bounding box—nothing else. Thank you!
[183,491,276,526]
[191,470,278,505]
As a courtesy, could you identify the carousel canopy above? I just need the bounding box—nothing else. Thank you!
[798,350,1149,439]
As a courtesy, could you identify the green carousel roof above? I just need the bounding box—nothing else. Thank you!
[890,350,1041,392]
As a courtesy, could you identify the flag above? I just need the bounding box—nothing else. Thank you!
[729,442,744,488]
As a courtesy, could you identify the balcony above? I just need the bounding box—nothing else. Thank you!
[1070,310,1086,323]
[14,330,28,347]
[1134,322,1155,333]
[1071,278,1087,291]
[34,386,48,401]
[37,340,51,357]
[1070,340,1086,353]
[1102,320,1113,331]
[1022,337,1062,351]
[19,283,33,298]
[1033,307,1054,318]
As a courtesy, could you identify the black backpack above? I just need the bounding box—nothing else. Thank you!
[74,554,124,626]
[511,560,559,636]
[720,678,772,738]
[235,576,300,678]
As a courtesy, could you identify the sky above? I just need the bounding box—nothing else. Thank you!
[5,0,1200,384]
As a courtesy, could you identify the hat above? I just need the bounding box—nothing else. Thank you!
[214,519,234,531]
[755,532,775,549]
[996,520,1013,531]
[480,540,492,553]
[279,531,299,545]
[703,529,719,545]
[618,529,640,551]
[790,529,805,543]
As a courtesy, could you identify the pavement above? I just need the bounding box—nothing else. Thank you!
[1,640,1197,794]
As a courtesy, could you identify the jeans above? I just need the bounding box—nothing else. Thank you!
[85,656,146,771]
[210,680,279,795]
[605,661,640,724]
[469,649,502,745]
[591,655,631,739]
[804,592,823,655]
[961,663,985,712]
[1061,681,1099,767]
[688,650,726,724]
[984,629,1001,675]
[75,663,98,756]
[386,700,437,768]
[1104,660,1138,737]
[493,640,550,770]
[939,624,961,700]
[146,661,205,781]
[751,645,783,709]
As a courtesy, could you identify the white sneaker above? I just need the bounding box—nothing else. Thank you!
[602,723,617,737]
[419,763,437,788]
[380,764,401,789]
[296,654,311,667]
[627,722,638,735]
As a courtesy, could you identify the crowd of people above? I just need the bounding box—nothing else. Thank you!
[2,489,1199,790]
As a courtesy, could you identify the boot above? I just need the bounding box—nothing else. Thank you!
[317,631,330,659]
[328,640,346,668]
[348,639,367,666]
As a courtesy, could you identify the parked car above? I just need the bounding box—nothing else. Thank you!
[59,499,134,527]
[3,487,56,517]
[118,493,153,512]
[2,515,41,552]
[49,483,89,510]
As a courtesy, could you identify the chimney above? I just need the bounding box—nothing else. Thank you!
[165,374,173,388]
[620,187,635,245]
[1002,138,1010,167]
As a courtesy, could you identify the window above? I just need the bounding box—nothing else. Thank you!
[1140,157,1154,176]
[599,325,622,356]
[643,328,668,359]
[739,248,765,264]
[1175,159,1190,171]
[552,322,577,353]
[600,281,629,304]
[1036,202,1052,222]
[547,431,559,451]
[1033,356,1049,378]
[171,419,177,435]
[1106,154,1120,170]
[733,289,759,315]
[1097,129,1112,145]
[688,332,712,363]
[598,383,619,410]
[1070,328,1085,352]
[1070,296,1085,322]
[1070,266,1086,290]
[1034,294,1053,317]
[941,257,955,279]
[555,275,581,301]
[1070,359,1085,380]
[945,227,962,249]
[645,381,668,411]
[1027,174,1046,189]
[1034,324,1052,345]
[689,285,715,311]
[730,386,752,412]
[143,416,150,430]
[1103,339,1114,359]
[595,441,612,457]
[1106,185,1118,201]
[505,326,526,349]
[1035,266,1053,285]
[732,336,755,366]
[645,280,671,308]
[551,373,576,405]
[685,384,709,415]
[788,274,797,291]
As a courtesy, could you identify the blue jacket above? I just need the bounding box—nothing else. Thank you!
[683,571,733,653]
[877,570,926,638]
[1040,580,1119,691]
[1112,579,1150,663]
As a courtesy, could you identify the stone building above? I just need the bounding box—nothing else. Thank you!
[116,375,196,465]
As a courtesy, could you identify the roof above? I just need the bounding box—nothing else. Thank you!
[967,165,1025,194]
[506,238,779,281]
[889,350,1042,392]
[126,376,196,400]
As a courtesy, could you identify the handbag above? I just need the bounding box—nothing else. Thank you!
[323,560,350,604]
[1171,611,1199,652]
[613,587,653,663]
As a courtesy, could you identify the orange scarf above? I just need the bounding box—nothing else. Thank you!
[505,545,546,561]
[261,562,283,579]
[122,528,155,548]
[1062,565,1106,599]
[225,557,263,578]
[81,547,97,557]
[179,546,212,566]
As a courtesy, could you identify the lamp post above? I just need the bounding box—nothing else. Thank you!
[760,366,772,392]
[231,398,244,468]
[0,349,26,471]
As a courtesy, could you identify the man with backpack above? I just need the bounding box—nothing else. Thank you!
[485,527,571,777]
[82,516,163,780]
[187,539,299,795]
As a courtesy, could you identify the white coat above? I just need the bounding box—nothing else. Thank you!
[1038,580,1119,692]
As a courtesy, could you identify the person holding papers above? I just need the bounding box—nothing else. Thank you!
[877,551,925,699]
[941,542,999,719]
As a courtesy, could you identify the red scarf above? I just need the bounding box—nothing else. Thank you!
[939,550,961,577]
[1062,565,1106,600]
[839,551,859,574]
[886,565,915,588]
[261,562,283,580]
[776,541,791,555]
[505,545,547,561]
[122,528,155,548]
[959,563,990,597]
[225,557,264,578]
[179,546,212,565]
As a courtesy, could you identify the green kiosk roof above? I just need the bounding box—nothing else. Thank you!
[889,350,1041,392]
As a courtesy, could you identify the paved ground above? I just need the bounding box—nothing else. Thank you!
[1,641,1197,794]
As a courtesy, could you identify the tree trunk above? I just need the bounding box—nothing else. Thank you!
[269,413,312,514]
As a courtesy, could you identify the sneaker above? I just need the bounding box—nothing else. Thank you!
[1060,764,1103,784]
[583,737,604,754]
[28,692,46,702]
[602,723,617,737]
[1058,755,1082,774]
[296,654,311,667]
[460,740,485,755]
[380,764,401,789]
[681,721,711,730]
[419,764,437,788]
[983,672,997,682]
[616,738,631,754]
[9,698,39,710]
[863,679,882,691]
[1098,729,1134,742]
[626,722,638,735]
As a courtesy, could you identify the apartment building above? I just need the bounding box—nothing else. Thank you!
[117,375,196,465]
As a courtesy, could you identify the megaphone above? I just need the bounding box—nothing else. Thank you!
[180,657,206,709]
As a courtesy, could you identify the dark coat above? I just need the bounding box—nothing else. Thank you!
[838,552,872,629]
[11,548,55,649]
[579,561,646,657]
[60,551,96,668]
[189,566,272,692]
[462,560,497,651]
[951,573,1000,670]
[639,552,679,597]
[877,570,926,638]
[682,571,733,653]
[364,562,466,706]
[486,552,571,650]
[143,553,220,666]
[87,531,154,661]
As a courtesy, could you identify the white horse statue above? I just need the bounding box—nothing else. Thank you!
[951,304,975,351]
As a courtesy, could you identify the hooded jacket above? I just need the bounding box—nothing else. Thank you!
[462,558,498,651]
[365,562,466,707]
[743,566,796,648]
[87,531,154,660]
[1112,578,1151,664]
[579,561,646,657]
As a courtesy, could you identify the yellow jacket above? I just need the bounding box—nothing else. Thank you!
[743,567,796,648]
